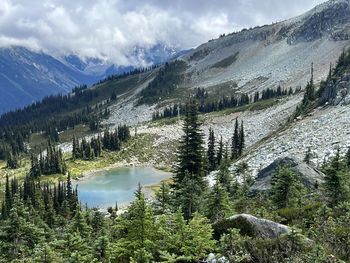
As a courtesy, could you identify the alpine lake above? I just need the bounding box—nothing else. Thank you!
[74,167,171,209]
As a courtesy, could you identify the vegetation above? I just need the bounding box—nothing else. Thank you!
[139,60,188,105]
[1,44,350,263]
[0,96,350,262]
[152,86,294,121]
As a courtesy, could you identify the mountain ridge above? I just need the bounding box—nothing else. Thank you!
[0,43,186,114]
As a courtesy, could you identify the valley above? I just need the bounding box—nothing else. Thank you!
[1,0,350,262]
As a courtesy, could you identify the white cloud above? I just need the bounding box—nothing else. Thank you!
[0,0,326,65]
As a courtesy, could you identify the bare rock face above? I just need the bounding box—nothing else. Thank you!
[214,214,290,239]
[287,0,350,44]
[249,157,325,194]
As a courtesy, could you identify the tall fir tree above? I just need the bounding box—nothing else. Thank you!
[207,128,217,172]
[239,120,245,157]
[173,99,206,195]
[231,118,240,160]
[217,135,224,167]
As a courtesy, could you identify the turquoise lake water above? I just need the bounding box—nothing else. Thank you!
[75,167,171,208]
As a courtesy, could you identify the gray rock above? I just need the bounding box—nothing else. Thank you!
[214,214,290,239]
[249,157,325,194]
[343,95,350,105]
[207,253,217,263]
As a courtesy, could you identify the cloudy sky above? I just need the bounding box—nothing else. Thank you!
[0,0,325,65]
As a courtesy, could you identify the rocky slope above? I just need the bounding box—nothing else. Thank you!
[54,0,350,180]
[178,0,350,94]
[249,157,325,194]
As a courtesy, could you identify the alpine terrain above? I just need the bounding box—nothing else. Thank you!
[1,0,350,262]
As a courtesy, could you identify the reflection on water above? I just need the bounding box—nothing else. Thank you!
[75,167,171,208]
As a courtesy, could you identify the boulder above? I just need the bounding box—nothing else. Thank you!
[249,157,325,194]
[214,214,290,239]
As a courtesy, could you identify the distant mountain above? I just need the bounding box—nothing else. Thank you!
[0,44,187,114]
[130,43,191,65]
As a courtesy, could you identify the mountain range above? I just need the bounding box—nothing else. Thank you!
[0,43,186,114]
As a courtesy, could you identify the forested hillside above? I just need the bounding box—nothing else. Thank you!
[1,99,350,262]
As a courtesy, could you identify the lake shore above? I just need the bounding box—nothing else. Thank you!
[73,164,173,209]
[72,161,172,183]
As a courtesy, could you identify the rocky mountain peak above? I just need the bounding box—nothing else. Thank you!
[286,0,350,44]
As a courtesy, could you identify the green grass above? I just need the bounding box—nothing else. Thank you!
[148,116,181,127]
[28,125,91,155]
[67,133,165,178]
[210,98,279,117]
[59,125,91,143]
[211,52,239,68]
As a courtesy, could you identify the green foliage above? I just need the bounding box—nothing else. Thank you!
[139,61,187,105]
[206,181,233,222]
[207,127,217,172]
[30,140,66,176]
[323,151,350,207]
[172,100,207,219]
[270,166,305,209]
[154,181,172,214]
[231,118,245,160]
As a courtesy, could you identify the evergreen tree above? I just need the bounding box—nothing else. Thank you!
[207,128,217,172]
[0,194,45,261]
[177,171,202,220]
[304,147,312,164]
[115,187,157,262]
[217,135,224,167]
[6,152,19,169]
[173,100,206,218]
[216,162,232,194]
[206,181,232,222]
[154,181,172,214]
[323,154,348,207]
[239,120,245,156]
[183,212,216,260]
[30,154,41,178]
[231,118,240,159]
[270,166,305,209]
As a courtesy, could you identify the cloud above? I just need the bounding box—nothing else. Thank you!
[0,0,326,65]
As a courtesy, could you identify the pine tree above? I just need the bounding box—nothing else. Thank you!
[30,154,41,178]
[304,148,311,164]
[6,152,19,169]
[216,162,232,193]
[173,100,206,212]
[239,121,245,156]
[231,118,240,159]
[302,63,315,105]
[347,147,350,168]
[270,166,305,209]
[72,135,79,160]
[207,128,217,172]
[323,152,348,207]
[183,212,216,260]
[217,135,224,167]
[177,171,203,220]
[206,181,232,222]
[116,186,157,262]
[154,181,172,214]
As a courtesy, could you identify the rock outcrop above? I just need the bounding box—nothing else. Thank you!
[214,214,290,239]
[287,0,350,44]
[249,157,325,194]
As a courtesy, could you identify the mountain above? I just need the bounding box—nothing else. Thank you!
[130,43,191,65]
[175,0,350,95]
[0,43,186,114]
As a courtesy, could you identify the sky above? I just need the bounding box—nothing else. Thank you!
[0,0,326,65]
